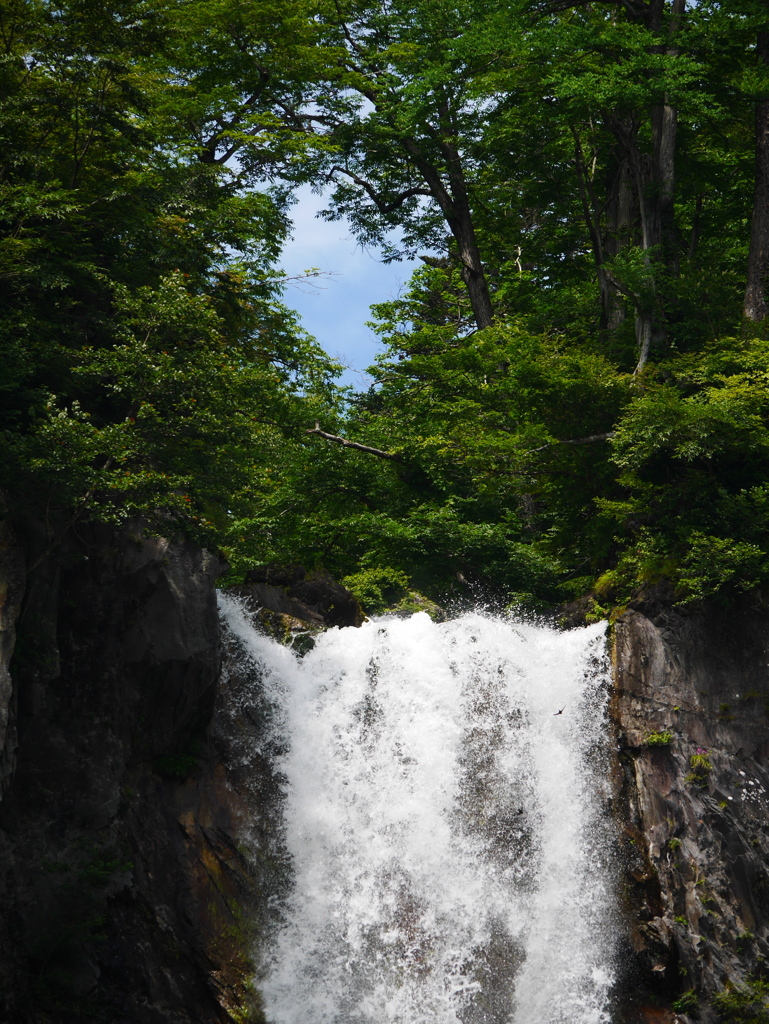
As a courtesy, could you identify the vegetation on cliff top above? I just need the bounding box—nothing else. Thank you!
[2,0,769,610]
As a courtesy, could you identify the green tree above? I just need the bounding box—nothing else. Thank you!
[278,267,631,606]
[0,0,340,557]
[299,0,537,329]
[599,335,769,600]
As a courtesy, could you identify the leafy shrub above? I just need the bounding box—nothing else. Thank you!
[691,752,714,774]
[341,566,410,615]
[685,750,714,788]
[672,990,698,1013]
[646,730,673,747]
[713,981,769,1023]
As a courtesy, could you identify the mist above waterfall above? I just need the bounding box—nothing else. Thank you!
[220,601,617,1024]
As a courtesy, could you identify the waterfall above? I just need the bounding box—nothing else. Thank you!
[219,600,617,1024]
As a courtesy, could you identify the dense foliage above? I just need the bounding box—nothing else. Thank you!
[712,979,769,1024]
[0,0,339,555]
[3,0,769,611]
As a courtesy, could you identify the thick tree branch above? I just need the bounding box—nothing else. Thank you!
[333,2,367,59]
[327,165,432,214]
[306,423,401,460]
[198,72,271,163]
[571,126,604,266]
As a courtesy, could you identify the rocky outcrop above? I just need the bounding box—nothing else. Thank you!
[226,564,364,653]
[0,521,258,1024]
[234,564,364,628]
[612,586,769,1023]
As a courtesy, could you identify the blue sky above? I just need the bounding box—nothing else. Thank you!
[280,184,419,388]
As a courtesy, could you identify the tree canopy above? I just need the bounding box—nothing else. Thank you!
[0,0,338,556]
[3,0,769,612]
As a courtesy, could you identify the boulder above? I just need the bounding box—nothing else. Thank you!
[231,564,365,631]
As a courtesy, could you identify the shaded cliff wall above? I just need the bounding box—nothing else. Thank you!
[0,520,263,1024]
[613,588,769,1022]
[6,511,769,1024]
[0,517,25,791]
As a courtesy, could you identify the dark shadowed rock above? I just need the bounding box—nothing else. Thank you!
[0,521,263,1023]
[612,585,769,1021]
[234,564,365,631]
[0,516,24,792]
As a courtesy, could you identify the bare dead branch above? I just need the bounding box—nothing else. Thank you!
[306,423,401,460]
[562,432,616,445]
[525,432,615,454]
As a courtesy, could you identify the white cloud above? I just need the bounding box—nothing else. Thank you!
[280,184,418,387]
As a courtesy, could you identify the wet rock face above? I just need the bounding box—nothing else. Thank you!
[0,522,260,1024]
[613,587,769,1022]
[237,564,365,630]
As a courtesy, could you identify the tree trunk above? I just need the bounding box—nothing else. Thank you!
[635,311,653,375]
[458,257,494,330]
[437,101,494,329]
[649,0,684,268]
[656,100,678,261]
[605,0,684,371]
[403,132,494,330]
[601,151,635,331]
[744,31,769,323]
[452,209,494,330]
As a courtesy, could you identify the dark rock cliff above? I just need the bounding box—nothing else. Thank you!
[613,587,769,1023]
[0,517,25,792]
[0,521,255,1023]
[0,523,363,1024]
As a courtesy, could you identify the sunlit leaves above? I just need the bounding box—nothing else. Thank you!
[0,0,342,550]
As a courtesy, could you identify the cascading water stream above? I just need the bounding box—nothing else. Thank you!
[220,599,617,1024]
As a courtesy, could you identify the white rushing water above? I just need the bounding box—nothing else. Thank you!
[219,600,617,1024]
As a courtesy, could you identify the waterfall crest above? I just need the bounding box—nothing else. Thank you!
[220,601,617,1024]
